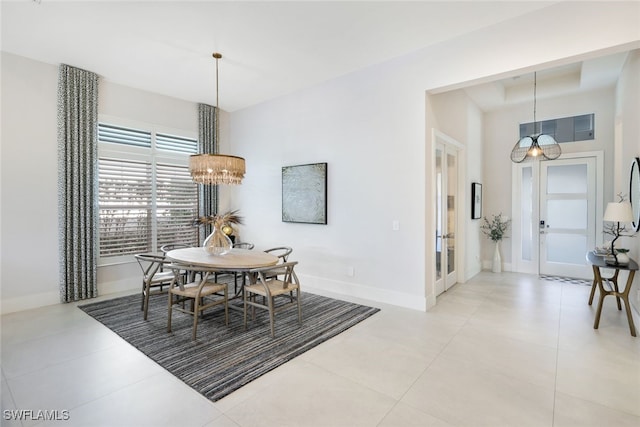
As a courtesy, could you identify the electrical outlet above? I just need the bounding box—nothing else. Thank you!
[347,266,355,277]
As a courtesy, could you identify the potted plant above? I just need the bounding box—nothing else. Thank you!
[481,213,511,273]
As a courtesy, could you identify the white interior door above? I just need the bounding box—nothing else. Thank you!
[539,158,596,279]
[435,143,458,295]
[512,154,600,279]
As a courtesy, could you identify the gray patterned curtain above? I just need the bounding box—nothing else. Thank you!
[57,64,99,302]
[198,103,219,241]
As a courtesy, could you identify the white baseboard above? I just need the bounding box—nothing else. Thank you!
[298,273,427,312]
[0,281,138,315]
[99,280,138,296]
[1,290,60,314]
[482,260,513,272]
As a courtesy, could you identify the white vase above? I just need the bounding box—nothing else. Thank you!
[607,251,630,265]
[616,252,630,264]
[492,241,502,273]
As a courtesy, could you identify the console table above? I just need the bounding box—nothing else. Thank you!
[586,251,637,337]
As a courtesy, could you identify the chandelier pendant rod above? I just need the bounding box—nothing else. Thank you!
[214,52,221,155]
[533,72,537,131]
[188,52,246,185]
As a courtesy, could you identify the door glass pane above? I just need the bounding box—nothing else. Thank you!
[521,166,533,261]
[447,153,456,274]
[546,234,587,264]
[547,164,588,194]
[547,200,588,229]
[435,149,442,281]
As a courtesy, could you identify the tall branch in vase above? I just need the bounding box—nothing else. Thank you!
[603,193,635,264]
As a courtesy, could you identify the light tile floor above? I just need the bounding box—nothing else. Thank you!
[2,272,639,426]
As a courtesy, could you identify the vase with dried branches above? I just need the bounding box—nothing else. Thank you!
[603,194,635,265]
[193,210,244,255]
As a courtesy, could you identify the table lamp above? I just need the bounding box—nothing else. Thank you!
[603,201,634,264]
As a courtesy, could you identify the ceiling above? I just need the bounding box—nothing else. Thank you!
[462,51,630,111]
[0,1,629,112]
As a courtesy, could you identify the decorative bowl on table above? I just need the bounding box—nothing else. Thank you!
[593,247,610,256]
[604,249,630,265]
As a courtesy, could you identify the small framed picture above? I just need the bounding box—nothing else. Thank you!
[471,182,482,220]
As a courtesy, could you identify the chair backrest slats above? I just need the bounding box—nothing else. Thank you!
[233,242,255,250]
[264,247,293,263]
[135,253,167,279]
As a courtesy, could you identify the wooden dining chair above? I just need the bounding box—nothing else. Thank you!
[264,246,292,262]
[263,246,293,280]
[244,261,301,338]
[166,264,229,341]
[159,243,190,253]
[212,241,257,289]
[134,253,175,320]
[160,243,191,281]
[233,242,255,250]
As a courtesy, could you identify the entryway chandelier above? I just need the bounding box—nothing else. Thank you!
[510,72,561,163]
[189,53,246,185]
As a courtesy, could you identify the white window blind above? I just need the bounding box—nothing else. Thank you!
[156,162,198,248]
[99,158,152,256]
[98,123,152,148]
[98,122,198,261]
[157,133,198,153]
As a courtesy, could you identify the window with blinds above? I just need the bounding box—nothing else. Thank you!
[98,122,198,261]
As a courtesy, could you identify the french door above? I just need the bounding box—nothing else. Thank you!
[435,143,458,295]
[512,154,602,279]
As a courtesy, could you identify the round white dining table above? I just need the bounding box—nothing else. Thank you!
[165,247,278,271]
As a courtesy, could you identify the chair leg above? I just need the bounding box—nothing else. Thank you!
[192,298,200,341]
[143,282,151,320]
[167,292,173,333]
[224,288,229,326]
[243,290,248,330]
[297,289,302,324]
[141,282,145,311]
[268,296,275,338]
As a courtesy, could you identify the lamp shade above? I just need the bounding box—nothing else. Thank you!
[603,201,634,222]
[189,154,245,185]
[510,72,562,163]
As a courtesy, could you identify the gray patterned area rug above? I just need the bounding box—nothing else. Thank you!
[79,292,379,402]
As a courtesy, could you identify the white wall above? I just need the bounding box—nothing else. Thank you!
[2,2,639,313]
[230,60,428,310]
[1,53,59,310]
[482,86,617,269]
[615,50,640,314]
